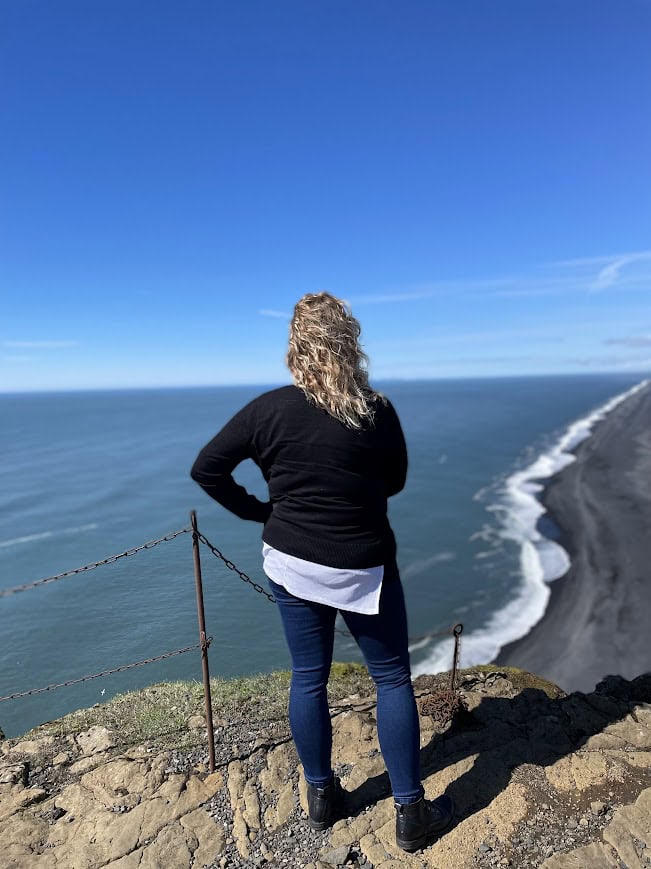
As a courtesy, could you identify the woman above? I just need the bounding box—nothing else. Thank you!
[191,292,454,852]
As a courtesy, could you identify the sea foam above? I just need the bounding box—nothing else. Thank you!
[411,378,650,675]
[0,523,99,550]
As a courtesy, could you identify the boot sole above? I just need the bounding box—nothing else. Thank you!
[308,817,331,832]
[396,833,429,852]
[396,821,452,852]
[396,801,455,851]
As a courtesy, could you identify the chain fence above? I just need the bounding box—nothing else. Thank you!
[2,519,462,732]
[0,641,208,703]
[0,527,191,598]
[0,524,205,708]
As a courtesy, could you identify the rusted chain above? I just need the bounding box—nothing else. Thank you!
[0,640,210,703]
[197,532,276,602]
[197,531,462,644]
[0,527,191,598]
[420,624,465,725]
[197,532,362,638]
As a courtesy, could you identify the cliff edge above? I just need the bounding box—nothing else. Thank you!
[1,666,650,868]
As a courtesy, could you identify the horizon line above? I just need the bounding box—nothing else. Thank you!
[1,369,650,397]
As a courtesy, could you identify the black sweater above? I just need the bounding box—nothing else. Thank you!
[190,385,407,568]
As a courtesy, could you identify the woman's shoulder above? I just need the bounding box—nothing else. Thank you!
[368,389,395,415]
[255,384,303,404]
[247,384,307,415]
[366,391,403,433]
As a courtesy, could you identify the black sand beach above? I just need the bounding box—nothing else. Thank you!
[496,378,651,693]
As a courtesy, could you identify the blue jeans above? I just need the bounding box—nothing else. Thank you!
[268,569,423,804]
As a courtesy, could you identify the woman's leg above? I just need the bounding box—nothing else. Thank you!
[341,572,423,804]
[268,578,337,787]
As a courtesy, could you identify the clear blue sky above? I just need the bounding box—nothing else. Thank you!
[2,0,650,392]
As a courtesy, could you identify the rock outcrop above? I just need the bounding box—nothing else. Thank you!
[1,668,650,868]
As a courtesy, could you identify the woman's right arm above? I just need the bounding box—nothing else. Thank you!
[383,399,408,497]
[190,403,272,523]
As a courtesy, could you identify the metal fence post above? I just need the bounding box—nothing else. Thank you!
[190,510,216,772]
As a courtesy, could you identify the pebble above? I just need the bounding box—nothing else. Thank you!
[321,845,351,866]
[479,842,492,854]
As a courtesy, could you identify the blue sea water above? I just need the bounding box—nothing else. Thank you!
[0,373,646,738]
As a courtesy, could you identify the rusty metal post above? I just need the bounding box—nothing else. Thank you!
[448,623,463,692]
[191,510,216,772]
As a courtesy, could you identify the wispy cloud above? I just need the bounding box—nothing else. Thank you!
[258,309,289,319]
[566,353,651,369]
[350,279,515,306]
[259,251,650,322]
[590,251,651,292]
[546,252,647,268]
[605,335,651,348]
[3,340,78,349]
[4,355,38,363]
[362,251,651,305]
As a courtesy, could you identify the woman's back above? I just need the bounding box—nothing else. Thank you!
[191,384,407,568]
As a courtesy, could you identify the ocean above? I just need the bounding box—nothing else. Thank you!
[0,373,646,738]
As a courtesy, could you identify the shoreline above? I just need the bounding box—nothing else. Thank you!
[495,379,651,692]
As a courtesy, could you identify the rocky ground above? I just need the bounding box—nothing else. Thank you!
[1,667,650,868]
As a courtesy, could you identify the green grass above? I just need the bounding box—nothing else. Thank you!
[21,663,561,752]
[28,662,374,751]
[473,664,565,699]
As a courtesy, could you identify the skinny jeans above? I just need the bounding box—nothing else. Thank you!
[268,567,423,804]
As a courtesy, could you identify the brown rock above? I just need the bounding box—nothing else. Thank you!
[603,786,651,869]
[0,763,27,786]
[76,725,116,755]
[275,780,295,828]
[227,759,246,810]
[180,806,226,865]
[232,808,250,859]
[6,736,55,759]
[242,780,261,830]
[540,843,620,868]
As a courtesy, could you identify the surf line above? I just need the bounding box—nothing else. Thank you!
[0,523,99,550]
[411,378,650,677]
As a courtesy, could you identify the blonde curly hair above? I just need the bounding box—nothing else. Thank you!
[286,292,383,429]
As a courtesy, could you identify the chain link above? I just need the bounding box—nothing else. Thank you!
[197,532,277,602]
[0,527,191,598]
[0,640,209,703]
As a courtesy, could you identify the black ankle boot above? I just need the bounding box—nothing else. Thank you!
[395,794,454,852]
[306,775,343,831]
